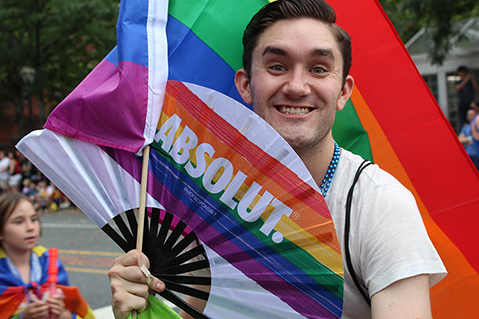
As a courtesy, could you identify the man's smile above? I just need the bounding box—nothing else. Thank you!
[276,106,313,115]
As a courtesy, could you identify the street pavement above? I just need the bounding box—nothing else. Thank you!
[39,207,120,318]
[40,207,180,319]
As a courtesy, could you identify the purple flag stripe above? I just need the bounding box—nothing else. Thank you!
[45,61,149,152]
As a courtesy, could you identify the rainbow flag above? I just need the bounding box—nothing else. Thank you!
[330,1,479,317]
[0,246,95,319]
[164,0,479,316]
[44,0,169,153]
[19,0,479,317]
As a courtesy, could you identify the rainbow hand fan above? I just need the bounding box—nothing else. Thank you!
[18,80,344,318]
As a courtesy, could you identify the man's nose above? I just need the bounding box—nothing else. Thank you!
[283,68,311,97]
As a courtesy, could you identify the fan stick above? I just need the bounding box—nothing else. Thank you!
[133,145,151,319]
[136,145,150,249]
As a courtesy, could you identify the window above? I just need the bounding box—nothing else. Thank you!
[422,74,439,102]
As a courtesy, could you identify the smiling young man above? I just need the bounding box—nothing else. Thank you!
[109,1,446,318]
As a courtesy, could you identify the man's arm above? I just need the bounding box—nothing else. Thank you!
[455,73,471,91]
[371,274,431,319]
[472,74,479,91]
[0,160,9,173]
[458,132,473,145]
[472,116,479,141]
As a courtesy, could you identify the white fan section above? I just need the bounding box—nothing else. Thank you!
[17,129,164,227]
[203,246,308,319]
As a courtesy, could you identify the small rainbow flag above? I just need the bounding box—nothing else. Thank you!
[0,246,95,319]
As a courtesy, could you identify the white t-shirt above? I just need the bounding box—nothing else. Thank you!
[327,149,447,318]
[0,157,10,181]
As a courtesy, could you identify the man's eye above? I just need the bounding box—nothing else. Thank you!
[311,67,326,74]
[270,65,285,72]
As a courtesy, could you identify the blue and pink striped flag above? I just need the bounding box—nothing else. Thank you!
[44,0,168,154]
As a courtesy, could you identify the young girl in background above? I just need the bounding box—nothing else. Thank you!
[0,193,72,319]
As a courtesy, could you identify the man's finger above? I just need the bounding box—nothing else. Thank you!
[113,249,150,269]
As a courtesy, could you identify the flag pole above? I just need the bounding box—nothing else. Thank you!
[133,144,151,319]
[136,144,150,250]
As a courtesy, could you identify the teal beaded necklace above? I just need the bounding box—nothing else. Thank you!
[319,140,340,198]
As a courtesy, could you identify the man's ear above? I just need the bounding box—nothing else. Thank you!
[337,75,354,111]
[235,69,253,105]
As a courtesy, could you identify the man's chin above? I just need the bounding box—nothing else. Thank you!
[281,134,314,152]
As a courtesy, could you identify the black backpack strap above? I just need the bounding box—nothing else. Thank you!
[344,159,373,307]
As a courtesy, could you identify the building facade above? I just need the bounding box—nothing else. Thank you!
[407,18,479,133]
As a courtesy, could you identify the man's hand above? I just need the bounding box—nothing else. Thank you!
[371,274,431,319]
[108,249,165,319]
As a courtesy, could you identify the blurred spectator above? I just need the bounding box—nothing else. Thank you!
[459,108,479,170]
[470,99,479,113]
[22,178,39,210]
[7,151,22,193]
[36,180,61,212]
[455,66,479,128]
[0,151,10,194]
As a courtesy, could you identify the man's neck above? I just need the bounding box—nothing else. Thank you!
[295,138,336,188]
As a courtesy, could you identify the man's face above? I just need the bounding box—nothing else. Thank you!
[458,70,468,79]
[235,18,353,153]
[467,110,477,123]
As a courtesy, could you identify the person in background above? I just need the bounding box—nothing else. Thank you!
[459,108,479,170]
[470,104,479,163]
[36,180,61,212]
[455,66,479,128]
[22,179,40,210]
[0,193,72,318]
[0,151,11,194]
[8,151,23,193]
[470,99,479,113]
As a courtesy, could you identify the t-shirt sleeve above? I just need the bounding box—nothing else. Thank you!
[356,183,447,296]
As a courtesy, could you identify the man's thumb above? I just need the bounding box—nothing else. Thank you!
[149,276,165,293]
[139,263,165,293]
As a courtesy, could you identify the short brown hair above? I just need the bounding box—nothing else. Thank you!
[0,193,35,248]
[242,0,352,86]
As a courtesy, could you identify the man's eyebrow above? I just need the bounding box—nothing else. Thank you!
[262,46,288,57]
[262,46,335,61]
[311,48,335,61]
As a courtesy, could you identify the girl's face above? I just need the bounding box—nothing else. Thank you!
[0,200,40,254]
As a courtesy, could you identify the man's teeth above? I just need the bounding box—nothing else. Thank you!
[278,106,311,115]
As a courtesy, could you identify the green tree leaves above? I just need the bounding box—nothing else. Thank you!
[0,0,118,135]
[380,0,479,65]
